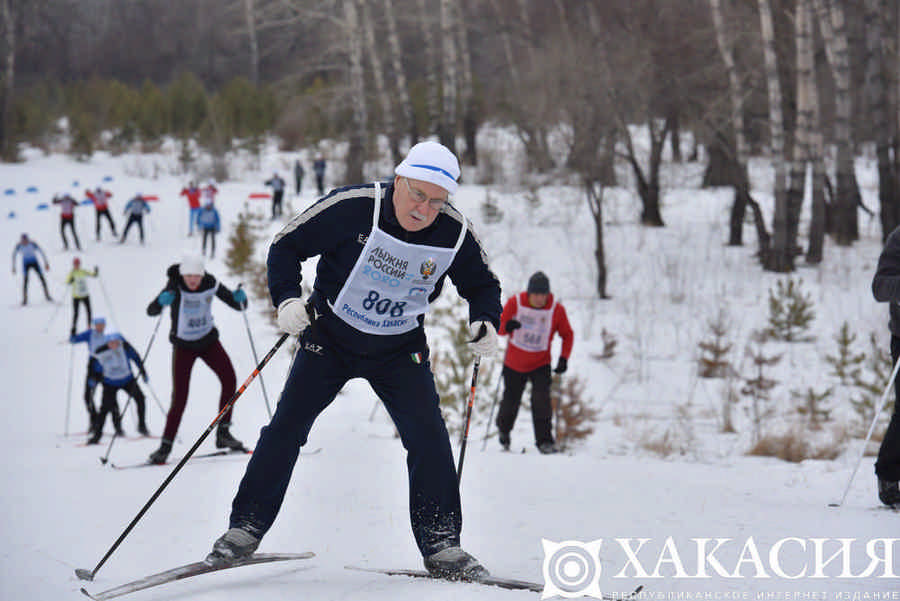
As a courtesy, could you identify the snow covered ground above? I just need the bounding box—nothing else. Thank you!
[1,141,897,601]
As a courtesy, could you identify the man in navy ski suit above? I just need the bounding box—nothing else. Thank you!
[208,142,502,581]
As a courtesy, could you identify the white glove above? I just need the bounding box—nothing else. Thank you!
[468,321,499,358]
[276,298,310,335]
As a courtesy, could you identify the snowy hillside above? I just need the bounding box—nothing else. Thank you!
[1,140,897,601]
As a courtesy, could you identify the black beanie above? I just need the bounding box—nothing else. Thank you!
[527,271,550,294]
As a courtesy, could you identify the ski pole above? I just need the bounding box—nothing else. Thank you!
[65,341,75,436]
[481,369,503,451]
[139,314,168,419]
[96,273,121,329]
[829,351,900,508]
[100,394,133,465]
[43,295,65,332]
[238,284,273,418]
[553,373,564,452]
[456,356,481,485]
[75,332,289,582]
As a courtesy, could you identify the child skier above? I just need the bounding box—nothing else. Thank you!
[65,258,99,333]
[87,333,150,444]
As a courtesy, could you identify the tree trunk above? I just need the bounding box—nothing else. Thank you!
[759,0,792,272]
[624,117,669,227]
[454,0,477,165]
[806,0,827,264]
[823,0,859,244]
[243,0,259,86]
[416,0,441,137]
[359,0,399,164]
[438,0,457,153]
[709,0,755,247]
[344,0,367,184]
[584,180,609,299]
[863,0,900,241]
[383,0,417,149]
[1,0,15,161]
[790,0,815,259]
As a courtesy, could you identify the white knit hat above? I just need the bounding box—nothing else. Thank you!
[394,141,460,195]
[179,255,205,276]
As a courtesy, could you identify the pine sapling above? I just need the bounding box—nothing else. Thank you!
[698,309,733,378]
[851,332,895,434]
[741,332,782,443]
[793,386,833,430]
[766,278,815,342]
[824,321,865,386]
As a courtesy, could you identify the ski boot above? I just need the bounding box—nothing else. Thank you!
[216,423,247,452]
[538,441,559,455]
[148,439,173,465]
[137,422,150,436]
[879,478,900,507]
[205,527,260,566]
[498,431,510,451]
[424,546,489,581]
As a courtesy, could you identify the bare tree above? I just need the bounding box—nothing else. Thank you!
[244,0,259,85]
[863,0,900,240]
[709,0,761,248]
[804,0,828,264]
[359,0,400,164]
[344,0,367,183]
[416,0,440,137]
[821,0,860,245]
[454,0,477,165]
[383,0,417,149]
[1,0,18,160]
[758,0,791,271]
[437,0,457,153]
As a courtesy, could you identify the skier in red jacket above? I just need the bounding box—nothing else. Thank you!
[85,186,117,240]
[180,181,202,236]
[496,271,574,454]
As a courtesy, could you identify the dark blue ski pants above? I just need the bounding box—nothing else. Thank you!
[229,330,462,557]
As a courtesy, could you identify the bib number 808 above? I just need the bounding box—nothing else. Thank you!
[362,291,406,317]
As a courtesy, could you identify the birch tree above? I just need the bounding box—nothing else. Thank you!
[1,0,16,160]
[709,0,755,247]
[863,0,899,240]
[244,0,259,85]
[359,0,400,164]
[344,0,367,183]
[416,0,441,136]
[759,0,790,271]
[821,0,860,245]
[438,0,457,153]
[383,0,417,148]
[454,0,477,165]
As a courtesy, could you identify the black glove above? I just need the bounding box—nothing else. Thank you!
[553,357,568,374]
[505,319,522,333]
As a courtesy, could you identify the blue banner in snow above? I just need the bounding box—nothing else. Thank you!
[72,181,79,187]
[102,176,113,182]
[26,186,38,193]
[4,189,14,196]
[79,199,93,206]
[8,211,16,219]
[36,203,49,211]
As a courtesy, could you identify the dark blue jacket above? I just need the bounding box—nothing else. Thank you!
[267,181,501,357]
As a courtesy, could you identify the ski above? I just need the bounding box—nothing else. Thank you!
[79,552,314,600]
[345,565,644,598]
[110,449,250,470]
[109,447,320,470]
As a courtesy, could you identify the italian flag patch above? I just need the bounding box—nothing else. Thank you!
[410,352,423,364]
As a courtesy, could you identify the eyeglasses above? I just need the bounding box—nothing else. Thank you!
[404,177,448,210]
